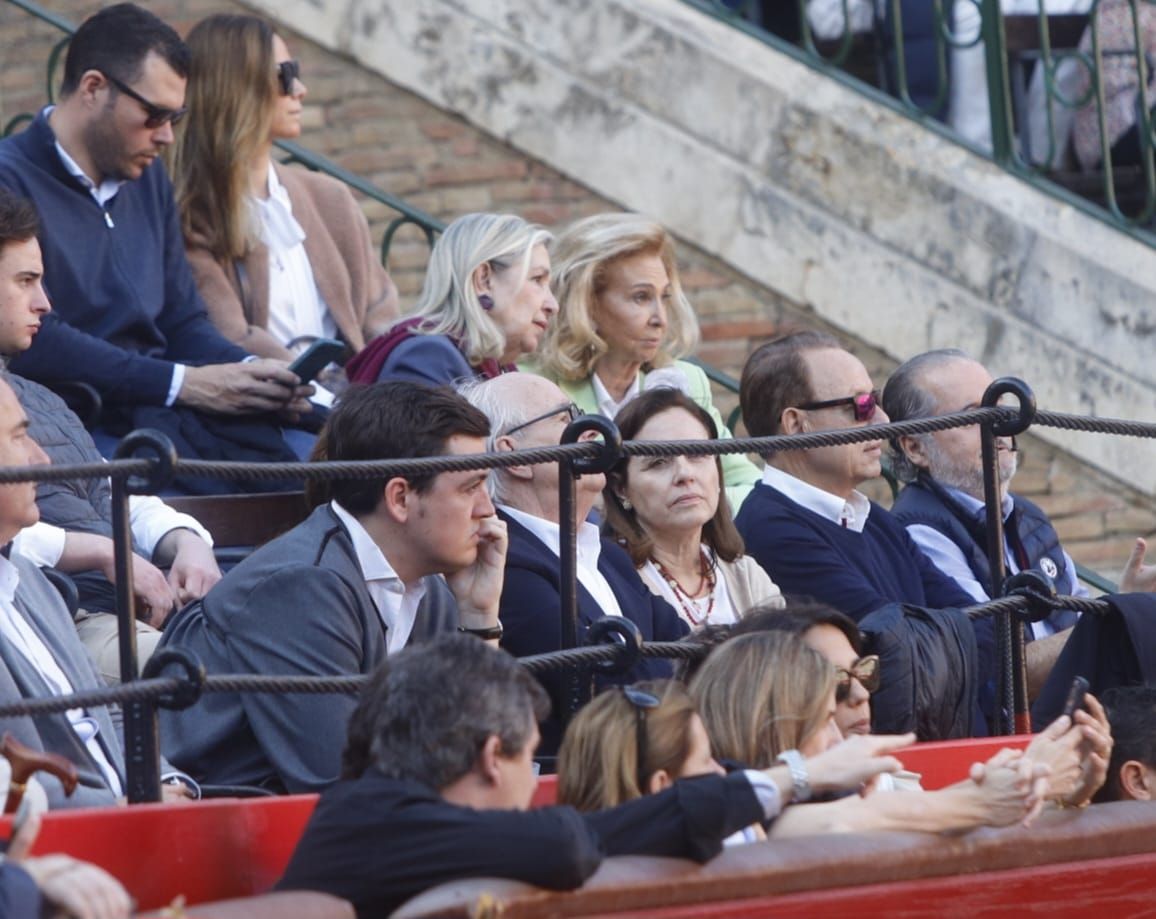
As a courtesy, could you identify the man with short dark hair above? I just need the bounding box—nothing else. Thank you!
[0,187,220,681]
[0,4,312,482]
[159,382,508,793]
[1097,686,1156,802]
[278,633,911,917]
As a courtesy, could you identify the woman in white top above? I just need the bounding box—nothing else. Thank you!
[172,14,399,376]
[603,388,782,628]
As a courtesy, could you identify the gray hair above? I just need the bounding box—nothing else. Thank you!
[457,376,536,504]
[881,348,971,482]
[409,213,552,366]
[345,634,549,790]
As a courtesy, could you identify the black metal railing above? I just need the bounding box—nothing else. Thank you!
[686,0,1156,243]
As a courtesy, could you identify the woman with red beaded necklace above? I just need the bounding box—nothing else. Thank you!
[604,389,783,628]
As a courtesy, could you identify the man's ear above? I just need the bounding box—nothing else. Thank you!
[76,69,107,107]
[779,407,806,437]
[1119,760,1154,801]
[646,769,673,795]
[381,477,411,523]
[477,734,504,787]
[494,434,533,482]
[899,433,930,470]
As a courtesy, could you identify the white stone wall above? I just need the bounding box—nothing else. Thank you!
[249,0,1156,495]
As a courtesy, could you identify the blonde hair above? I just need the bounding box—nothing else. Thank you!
[170,14,277,260]
[402,212,551,366]
[557,680,699,812]
[537,213,699,381]
[690,632,835,769]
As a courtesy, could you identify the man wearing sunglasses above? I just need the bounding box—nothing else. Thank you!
[0,4,313,486]
[734,332,992,733]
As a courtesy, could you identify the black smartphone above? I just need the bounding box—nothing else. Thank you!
[288,338,345,385]
[1062,675,1090,719]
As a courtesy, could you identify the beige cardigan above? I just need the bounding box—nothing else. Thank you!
[638,553,784,627]
[185,163,398,357]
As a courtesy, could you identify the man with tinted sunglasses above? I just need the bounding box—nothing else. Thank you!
[0,4,314,488]
[734,332,992,734]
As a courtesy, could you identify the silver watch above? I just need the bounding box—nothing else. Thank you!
[776,749,811,803]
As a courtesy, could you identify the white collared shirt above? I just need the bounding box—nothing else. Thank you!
[330,501,426,654]
[53,116,186,407]
[761,464,872,533]
[254,163,337,349]
[499,504,623,618]
[591,372,641,421]
[0,554,122,796]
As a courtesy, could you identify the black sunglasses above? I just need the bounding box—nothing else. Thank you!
[798,389,882,423]
[277,60,301,96]
[503,402,584,438]
[835,655,881,704]
[103,72,187,129]
[620,686,660,793]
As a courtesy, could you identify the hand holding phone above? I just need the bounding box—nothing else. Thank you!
[288,338,345,385]
[1061,676,1090,720]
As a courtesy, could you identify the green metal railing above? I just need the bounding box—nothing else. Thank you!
[687,0,1156,242]
[0,0,444,264]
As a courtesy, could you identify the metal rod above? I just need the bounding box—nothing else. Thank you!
[111,475,161,803]
[557,457,582,724]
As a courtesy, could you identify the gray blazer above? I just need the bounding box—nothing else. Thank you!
[0,555,123,808]
[159,504,460,793]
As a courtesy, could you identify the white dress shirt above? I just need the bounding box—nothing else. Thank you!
[0,554,122,795]
[330,501,426,654]
[500,505,623,618]
[591,372,640,421]
[761,464,872,533]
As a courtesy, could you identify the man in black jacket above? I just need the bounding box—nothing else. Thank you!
[278,633,911,917]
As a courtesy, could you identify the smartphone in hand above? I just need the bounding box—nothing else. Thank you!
[288,338,345,385]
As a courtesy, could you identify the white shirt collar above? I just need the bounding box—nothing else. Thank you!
[499,505,603,564]
[761,464,871,533]
[48,108,124,207]
[330,500,399,583]
[938,481,1014,521]
[0,552,19,604]
[591,372,641,420]
[254,161,307,251]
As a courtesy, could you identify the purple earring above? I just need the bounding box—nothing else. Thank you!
[479,294,494,311]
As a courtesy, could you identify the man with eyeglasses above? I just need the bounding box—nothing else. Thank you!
[734,332,992,733]
[461,372,689,753]
[0,4,313,487]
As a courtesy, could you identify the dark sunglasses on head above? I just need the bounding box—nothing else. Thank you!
[798,389,882,423]
[277,59,301,96]
[104,72,187,129]
[502,402,584,438]
[620,686,660,792]
[835,654,881,703]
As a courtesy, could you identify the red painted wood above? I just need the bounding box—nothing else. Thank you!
[604,851,1156,918]
[0,794,319,911]
[894,734,1032,790]
[531,774,558,808]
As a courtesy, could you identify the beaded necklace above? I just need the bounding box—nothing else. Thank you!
[652,547,716,626]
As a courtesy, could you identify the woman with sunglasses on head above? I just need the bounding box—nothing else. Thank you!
[345,212,558,386]
[691,631,1061,837]
[532,213,760,510]
[557,679,920,844]
[172,14,399,377]
[604,389,783,629]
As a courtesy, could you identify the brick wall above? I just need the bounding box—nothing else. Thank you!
[1,0,1152,584]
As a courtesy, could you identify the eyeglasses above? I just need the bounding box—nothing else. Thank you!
[277,60,301,96]
[835,655,880,703]
[103,72,187,129]
[620,686,660,793]
[798,389,882,423]
[502,402,584,438]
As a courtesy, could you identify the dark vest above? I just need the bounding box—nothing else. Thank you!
[891,475,1072,601]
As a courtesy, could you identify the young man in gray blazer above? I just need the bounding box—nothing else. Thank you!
[159,382,509,793]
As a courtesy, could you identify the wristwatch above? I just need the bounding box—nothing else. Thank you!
[776,749,811,803]
[458,623,504,641]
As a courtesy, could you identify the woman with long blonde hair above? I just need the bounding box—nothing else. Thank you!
[172,14,398,372]
[534,213,759,510]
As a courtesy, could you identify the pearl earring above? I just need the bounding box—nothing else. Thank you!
[621,497,632,510]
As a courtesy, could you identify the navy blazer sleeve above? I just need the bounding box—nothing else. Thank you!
[377,335,474,386]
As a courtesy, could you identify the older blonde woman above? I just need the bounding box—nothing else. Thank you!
[347,212,557,386]
[173,14,398,364]
[533,213,760,510]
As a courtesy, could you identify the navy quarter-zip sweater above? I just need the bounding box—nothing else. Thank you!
[0,111,246,406]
